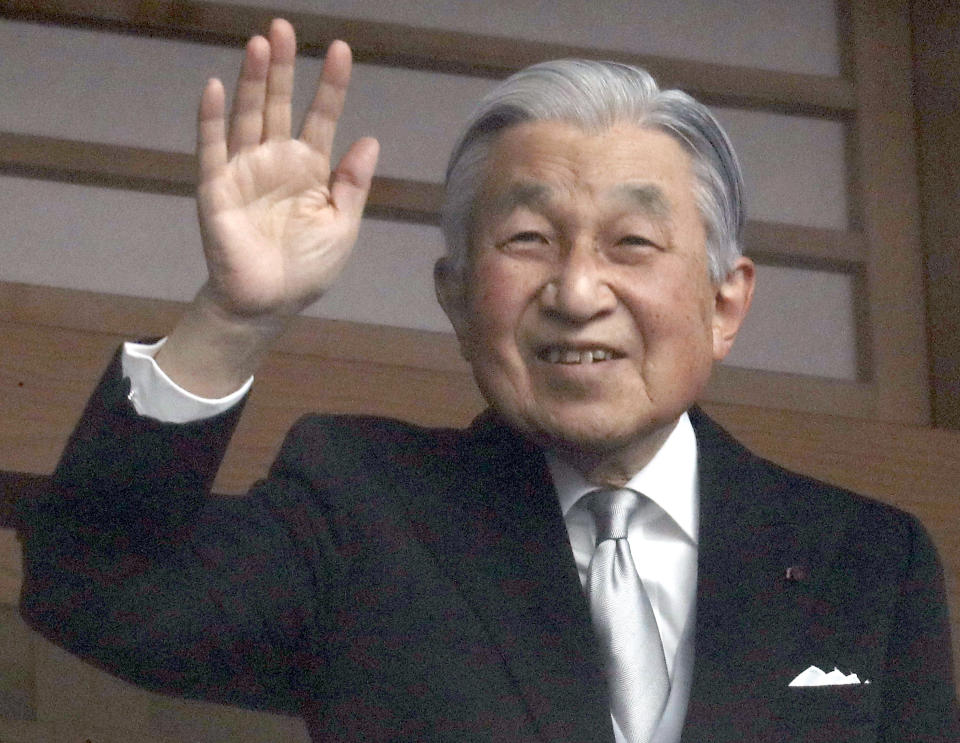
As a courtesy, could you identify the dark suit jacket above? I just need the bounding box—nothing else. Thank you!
[18,353,960,742]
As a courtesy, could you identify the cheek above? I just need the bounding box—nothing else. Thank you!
[466,259,541,341]
[630,272,715,351]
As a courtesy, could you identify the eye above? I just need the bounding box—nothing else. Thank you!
[497,230,554,258]
[508,231,548,244]
[607,234,662,263]
[617,235,657,248]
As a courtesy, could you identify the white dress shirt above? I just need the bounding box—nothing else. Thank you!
[122,339,251,422]
[121,341,698,742]
[548,415,699,743]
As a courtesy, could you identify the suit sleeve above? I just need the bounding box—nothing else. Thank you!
[17,349,326,715]
[879,513,960,742]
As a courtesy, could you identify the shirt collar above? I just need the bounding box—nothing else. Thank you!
[547,412,699,545]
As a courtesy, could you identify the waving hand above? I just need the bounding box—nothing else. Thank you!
[157,20,378,396]
[197,19,378,318]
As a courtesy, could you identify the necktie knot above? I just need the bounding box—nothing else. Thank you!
[586,487,640,543]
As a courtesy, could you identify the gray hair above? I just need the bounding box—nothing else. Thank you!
[441,59,745,284]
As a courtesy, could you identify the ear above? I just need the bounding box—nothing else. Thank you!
[434,257,473,360]
[711,256,755,361]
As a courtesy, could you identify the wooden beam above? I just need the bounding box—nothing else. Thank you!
[0,132,866,269]
[742,221,865,268]
[0,280,467,375]
[0,280,885,443]
[0,132,444,225]
[0,131,196,196]
[706,365,875,419]
[847,0,930,424]
[911,0,960,429]
[0,0,855,117]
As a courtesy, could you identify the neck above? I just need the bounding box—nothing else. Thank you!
[548,418,680,487]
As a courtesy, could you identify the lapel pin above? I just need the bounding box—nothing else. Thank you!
[785,565,809,582]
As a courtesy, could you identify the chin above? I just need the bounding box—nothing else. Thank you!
[523,406,650,455]
[526,391,694,460]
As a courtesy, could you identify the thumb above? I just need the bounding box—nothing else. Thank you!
[331,137,380,221]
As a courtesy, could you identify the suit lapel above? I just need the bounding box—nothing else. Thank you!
[406,413,613,743]
[389,408,867,741]
[416,410,820,743]
[396,408,864,742]
[681,410,849,742]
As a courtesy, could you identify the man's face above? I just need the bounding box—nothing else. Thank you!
[438,120,753,474]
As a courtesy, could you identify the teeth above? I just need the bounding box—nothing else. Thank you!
[543,347,614,364]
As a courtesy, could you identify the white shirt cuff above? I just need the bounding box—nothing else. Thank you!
[121,339,252,423]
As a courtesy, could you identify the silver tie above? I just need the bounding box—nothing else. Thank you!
[585,488,669,743]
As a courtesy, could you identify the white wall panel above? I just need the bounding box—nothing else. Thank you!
[0,21,233,153]
[0,175,452,331]
[1,21,850,227]
[0,21,493,183]
[304,219,449,331]
[336,65,493,181]
[0,176,206,302]
[231,0,841,76]
[725,264,858,379]
[0,4,858,380]
[716,108,850,230]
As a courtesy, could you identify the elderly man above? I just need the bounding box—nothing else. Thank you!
[19,19,958,743]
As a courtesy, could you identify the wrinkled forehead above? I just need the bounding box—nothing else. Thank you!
[473,119,699,220]
[487,180,673,218]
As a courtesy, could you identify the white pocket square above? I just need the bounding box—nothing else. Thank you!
[789,665,867,687]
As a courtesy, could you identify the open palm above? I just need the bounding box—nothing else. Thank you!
[196,21,378,321]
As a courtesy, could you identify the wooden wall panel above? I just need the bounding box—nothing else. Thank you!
[1,280,958,688]
[0,0,953,735]
[0,0,936,425]
[0,284,484,488]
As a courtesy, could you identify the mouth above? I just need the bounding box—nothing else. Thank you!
[536,345,623,365]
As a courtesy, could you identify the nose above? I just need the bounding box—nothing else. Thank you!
[539,242,617,323]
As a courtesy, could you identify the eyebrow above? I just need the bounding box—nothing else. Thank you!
[486,181,672,221]
[487,182,552,215]
[610,183,672,220]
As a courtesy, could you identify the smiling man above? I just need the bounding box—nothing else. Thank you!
[19,19,958,743]
[437,119,753,485]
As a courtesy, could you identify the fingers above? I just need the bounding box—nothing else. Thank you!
[263,18,296,140]
[215,22,354,159]
[227,34,270,153]
[300,39,352,155]
[197,77,228,176]
[331,137,380,221]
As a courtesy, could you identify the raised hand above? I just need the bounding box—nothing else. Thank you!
[156,20,378,396]
[196,19,378,320]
